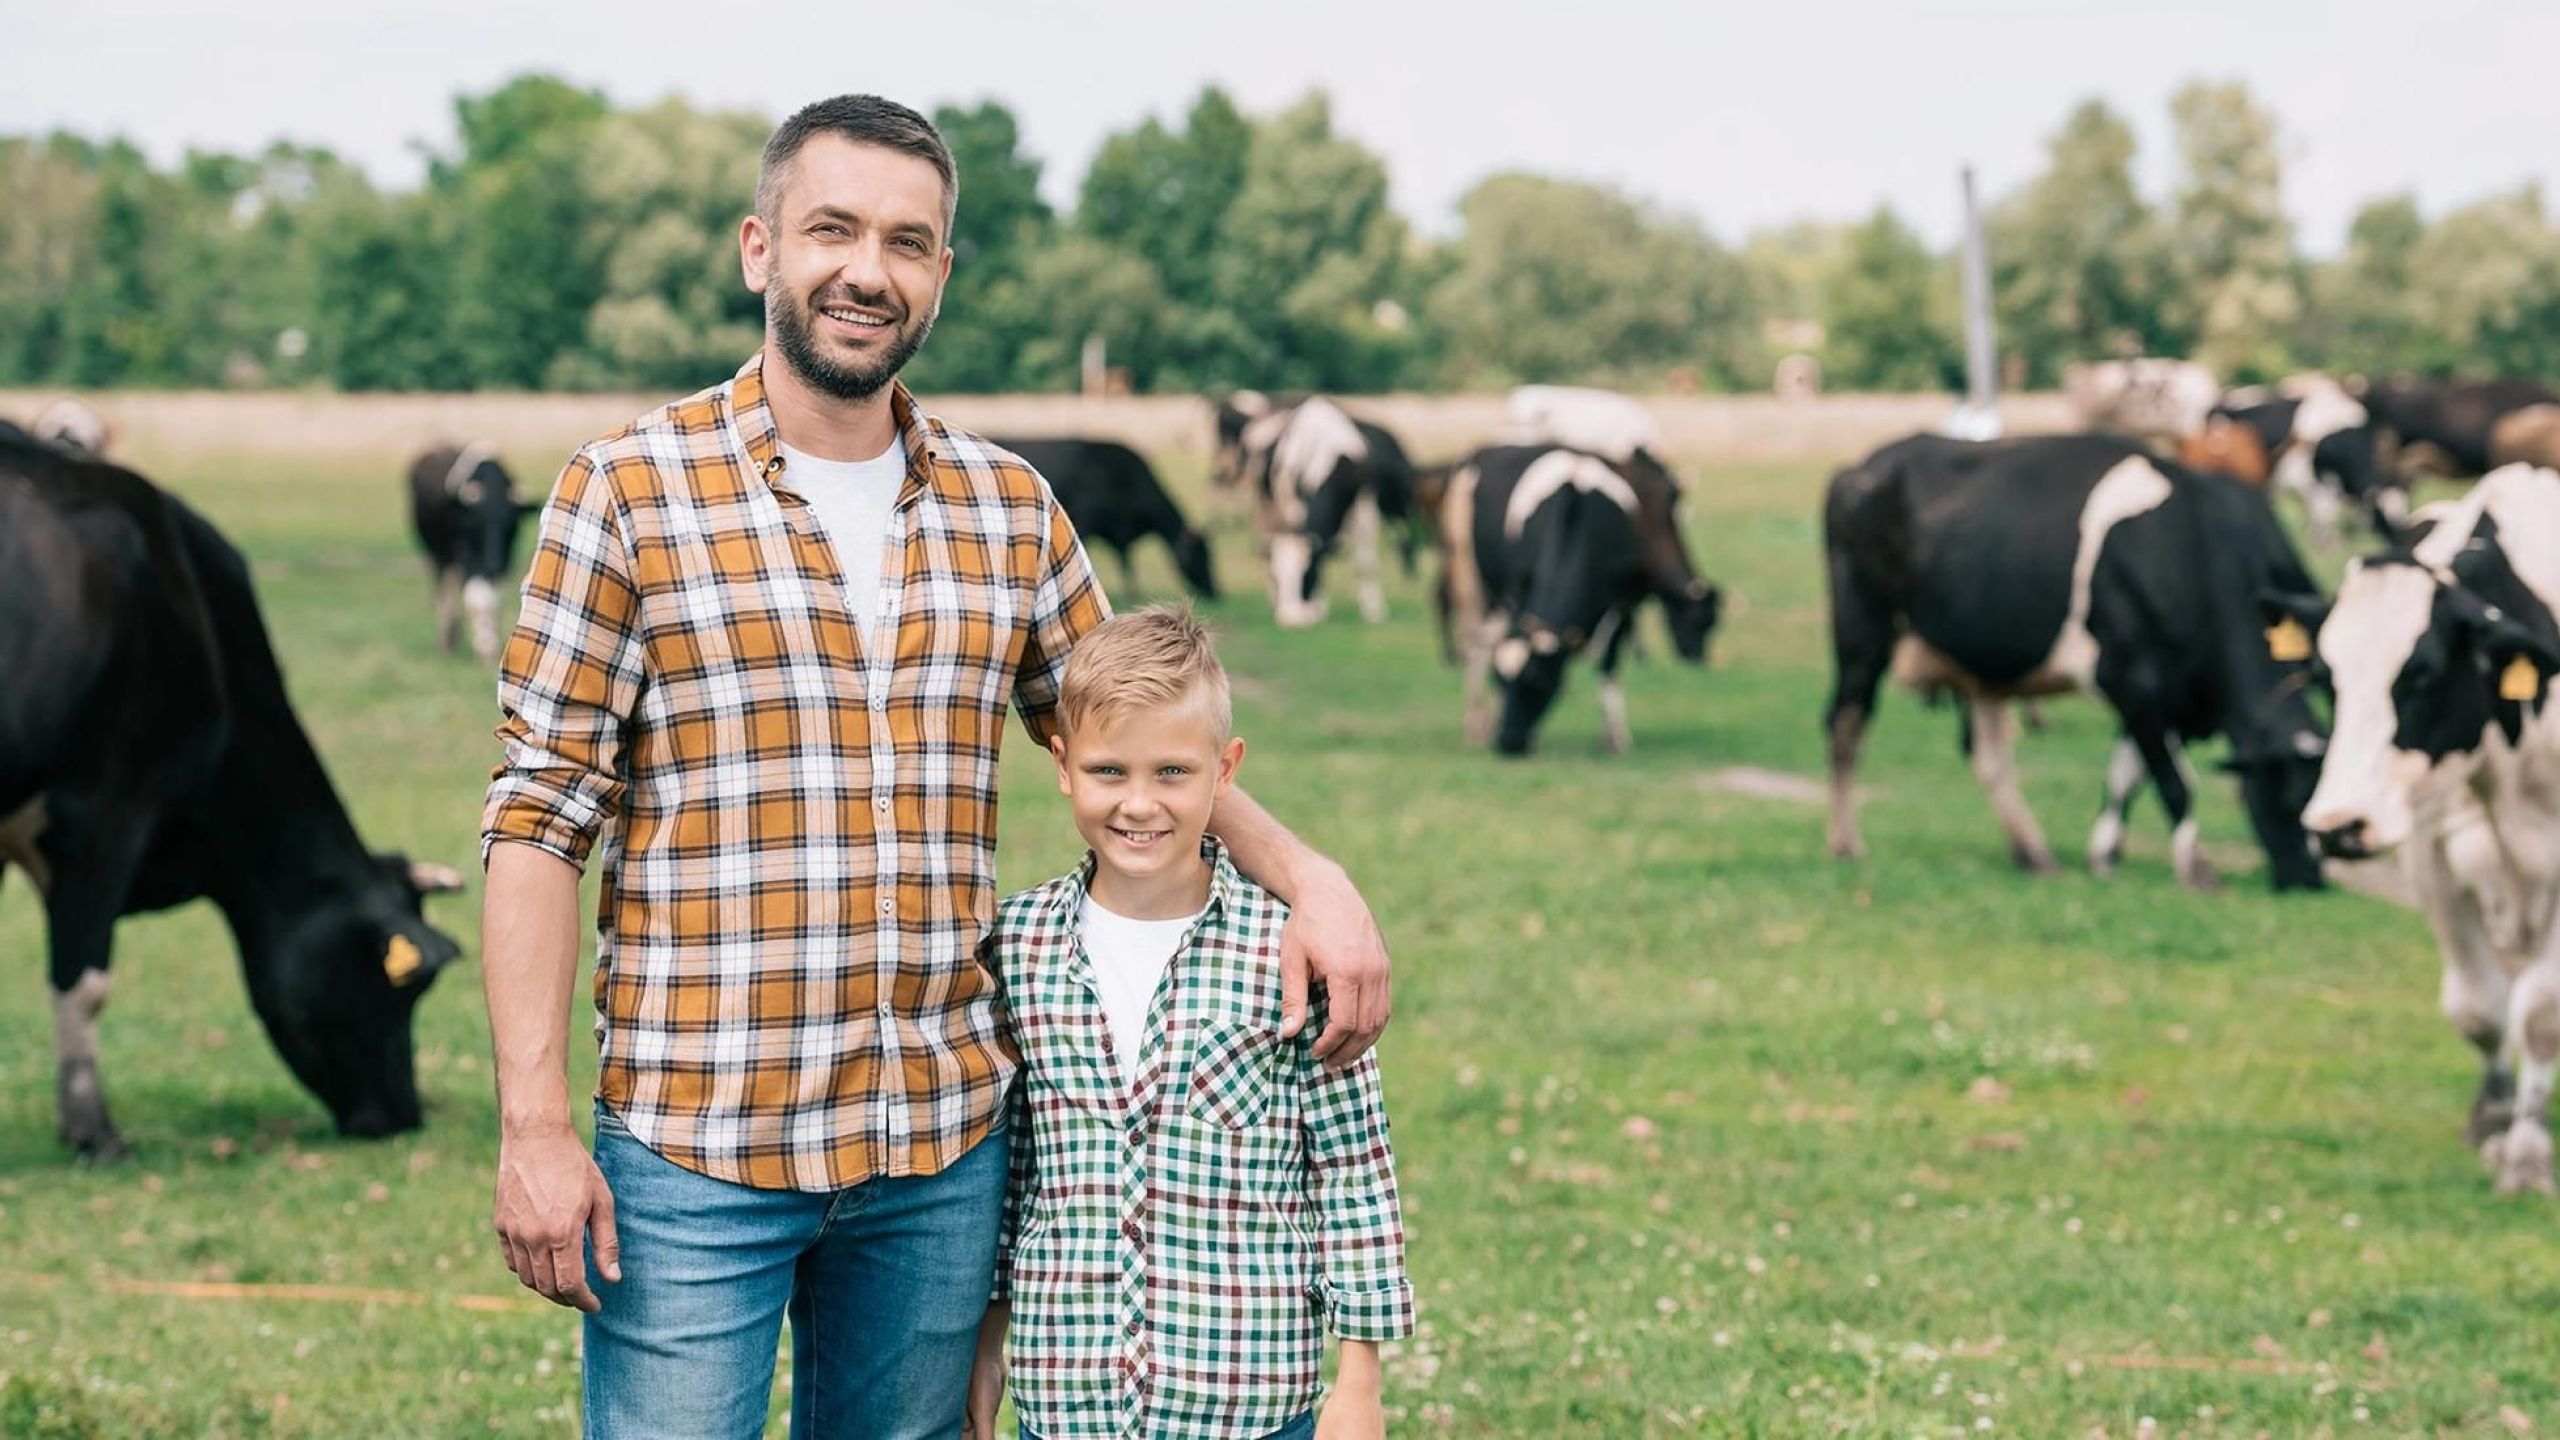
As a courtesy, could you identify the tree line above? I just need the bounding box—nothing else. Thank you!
[4,75,2555,397]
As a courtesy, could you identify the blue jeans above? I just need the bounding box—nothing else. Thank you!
[1019,1412,1313,1440]
[581,1108,1007,1439]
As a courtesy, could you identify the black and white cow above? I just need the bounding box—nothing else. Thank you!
[1213,394,1418,628]
[409,443,537,664]
[1441,444,1721,755]
[3,429,464,1159]
[2362,377,2560,482]
[1825,433,2329,891]
[2211,376,2395,544]
[991,437,1216,599]
[2266,463,2560,1191]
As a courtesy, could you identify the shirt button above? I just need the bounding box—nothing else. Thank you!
[878,898,895,916]
[1120,1220,1142,1242]
[869,693,886,711]
[874,794,892,813]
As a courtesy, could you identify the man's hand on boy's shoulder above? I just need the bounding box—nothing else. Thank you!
[1277,861,1390,1072]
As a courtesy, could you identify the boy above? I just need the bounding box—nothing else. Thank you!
[967,606,1413,1440]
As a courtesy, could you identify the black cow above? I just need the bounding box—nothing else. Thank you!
[1214,395,1419,627]
[991,437,1216,599]
[409,443,537,664]
[3,429,463,1159]
[1824,433,2328,892]
[1441,444,1721,755]
[2361,377,2560,484]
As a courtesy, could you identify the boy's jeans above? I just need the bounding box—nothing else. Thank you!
[580,1106,1007,1439]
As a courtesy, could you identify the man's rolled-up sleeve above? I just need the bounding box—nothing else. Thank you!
[480,447,647,869]
[1011,483,1110,748]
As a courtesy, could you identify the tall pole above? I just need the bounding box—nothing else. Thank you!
[1959,164,1997,415]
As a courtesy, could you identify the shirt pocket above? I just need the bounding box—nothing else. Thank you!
[1185,1016,1278,1131]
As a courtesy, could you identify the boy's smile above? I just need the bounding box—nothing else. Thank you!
[1050,689,1245,918]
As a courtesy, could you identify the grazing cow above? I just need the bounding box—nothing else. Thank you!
[2064,358,2221,441]
[2210,380,2395,543]
[1824,434,2328,891]
[32,398,109,457]
[1217,395,1418,628]
[2,429,464,1159]
[1503,385,1663,463]
[1440,444,1721,754]
[2490,404,2560,471]
[2177,415,2273,486]
[989,437,1216,599]
[408,443,537,664]
[2362,377,2560,481]
[2267,464,2560,1191]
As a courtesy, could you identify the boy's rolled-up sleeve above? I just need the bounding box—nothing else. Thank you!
[480,446,647,869]
[1300,1013,1416,1341]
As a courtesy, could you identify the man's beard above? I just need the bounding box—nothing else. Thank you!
[768,273,937,401]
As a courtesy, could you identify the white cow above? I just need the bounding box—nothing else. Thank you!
[2064,358,2221,441]
[1503,385,1662,464]
[2285,465,2560,1191]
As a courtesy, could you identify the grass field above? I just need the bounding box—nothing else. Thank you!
[4,435,2557,1438]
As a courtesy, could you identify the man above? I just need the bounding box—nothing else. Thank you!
[478,95,1391,1439]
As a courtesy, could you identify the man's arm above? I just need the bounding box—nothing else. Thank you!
[1211,785,1391,1069]
[478,445,645,1312]
[484,841,618,1312]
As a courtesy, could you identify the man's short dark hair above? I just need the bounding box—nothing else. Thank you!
[757,95,957,237]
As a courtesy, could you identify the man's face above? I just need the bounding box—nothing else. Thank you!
[1049,691,1244,886]
[742,135,953,401]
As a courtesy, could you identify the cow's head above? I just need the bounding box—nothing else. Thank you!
[2273,550,2560,859]
[1211,391,1270,491]
[2220,649,2331,893]
[258,854,465,1138]
[1172,528,1218,599]
[1620,449,1722,664]
[445,453,536,663]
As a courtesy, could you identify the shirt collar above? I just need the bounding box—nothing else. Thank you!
[728,348,947,507]
[1051,834,1238,924]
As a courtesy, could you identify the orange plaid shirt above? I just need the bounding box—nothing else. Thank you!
[481,351,1108,1191]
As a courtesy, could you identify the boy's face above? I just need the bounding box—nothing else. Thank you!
[1050,689,1245,885]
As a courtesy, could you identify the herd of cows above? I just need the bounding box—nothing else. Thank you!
[6,368,2560,1192]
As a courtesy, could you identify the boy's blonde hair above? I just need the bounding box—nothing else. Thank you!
[1056,605,1233,743]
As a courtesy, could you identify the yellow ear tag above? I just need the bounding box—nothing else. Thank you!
[2500,654,2541,703]
[2266,617,2312,662]
[383,934,424,985]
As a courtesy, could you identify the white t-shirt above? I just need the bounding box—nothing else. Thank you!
[778,437,904,646]
[1080,895,1203,1083]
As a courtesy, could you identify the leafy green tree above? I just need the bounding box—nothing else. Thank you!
[1821,207,1963,391]
[1078,89,1251,310]
[905,100,1055,393]
[2169,80,2298,380]
[441,75,611,389]
[1989,99,2177,383]
[0,134,104,382]
[1426,172,1756,390]
[2404,185,2560,378]
[2297,195,2433,376]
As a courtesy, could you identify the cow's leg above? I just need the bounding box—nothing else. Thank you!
[2128,726,2215,890]
[463,575,501,665]
[1966,699,2057,873]
[1464,615,1508,747]
[1593,611,1633,755]
[1268,534,1323,629]
[1350,493,1387,624]
[433,565,463,653]
[2086,736,2147,878]
[1116,543,1141,600]
[1824,564,1893,862]
[54,967,121,1162]
[2496,954,2560,1196]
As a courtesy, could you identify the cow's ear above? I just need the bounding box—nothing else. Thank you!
[2456,596,2560,743]
[2256,589,2329,664]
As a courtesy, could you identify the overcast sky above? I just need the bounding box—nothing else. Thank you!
[9,0,2555,255]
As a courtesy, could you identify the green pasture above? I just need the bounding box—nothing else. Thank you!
[2,436,2552,1438]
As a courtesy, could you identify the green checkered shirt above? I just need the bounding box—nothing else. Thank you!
[985,839,1413,1440]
